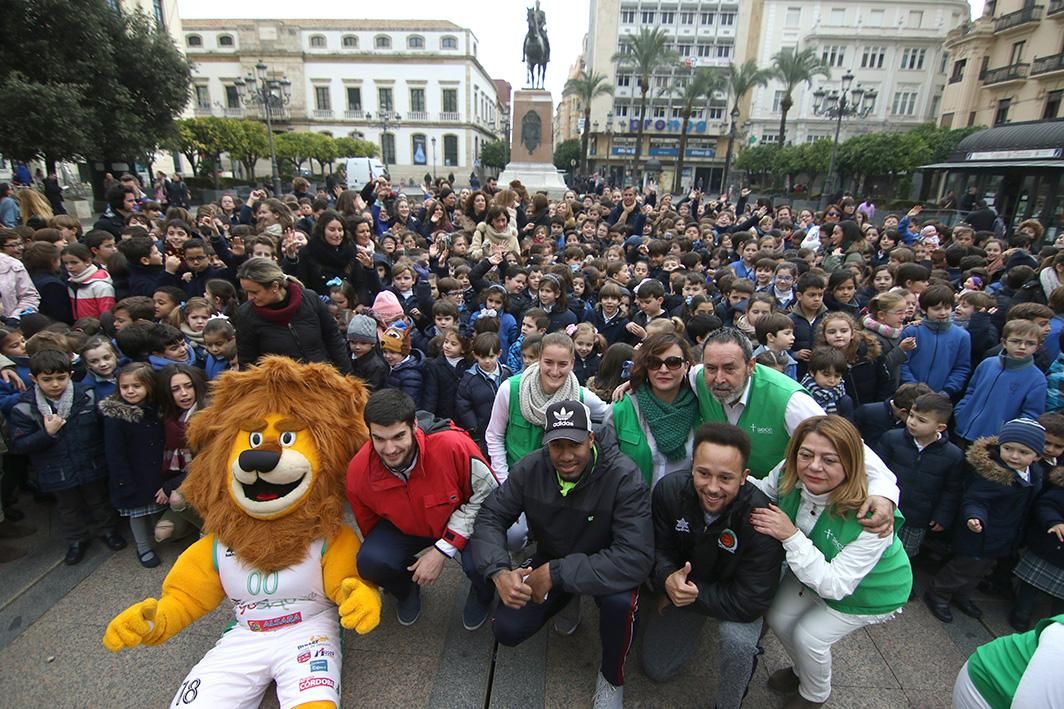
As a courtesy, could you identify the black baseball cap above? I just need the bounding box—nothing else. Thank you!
[542,400,592,444]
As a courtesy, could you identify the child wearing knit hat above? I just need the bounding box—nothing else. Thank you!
[347,314,388,391]
[380,321,425,404]
[924,418,1047,624]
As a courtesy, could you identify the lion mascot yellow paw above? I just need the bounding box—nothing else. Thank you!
[102,357,381,709]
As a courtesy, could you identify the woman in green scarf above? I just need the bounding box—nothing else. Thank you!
[607,332,700,486]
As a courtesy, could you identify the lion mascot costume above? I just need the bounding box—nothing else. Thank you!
[103,357,381,709]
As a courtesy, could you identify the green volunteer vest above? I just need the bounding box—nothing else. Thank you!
[967,614,1064,709]
[504,374,583,468]
[778,488,912,616]
[695,364,808,478]
[611,394,654,485]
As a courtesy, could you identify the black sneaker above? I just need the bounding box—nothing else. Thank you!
[462,588,492,631]
[396,586,422,626]
[138,550,162,568]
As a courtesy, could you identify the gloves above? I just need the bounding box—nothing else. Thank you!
[102,598,158,652]
[337,578,382,635]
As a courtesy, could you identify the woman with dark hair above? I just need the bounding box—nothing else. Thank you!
[417,198,454,239]
[21,241,73,324]
[456,190,490,232]
[294,210,380,303]
[586,342,634,402]
[233,257,350,373]
[750,415,911,708]
[607,332,699,486]
[820,220,863,273]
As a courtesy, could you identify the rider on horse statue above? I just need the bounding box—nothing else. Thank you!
[523,0,550,89]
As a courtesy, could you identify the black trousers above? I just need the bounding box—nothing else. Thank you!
[930,555,997,600]
[53,478,118,544]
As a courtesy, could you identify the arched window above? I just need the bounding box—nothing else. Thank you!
[407,35,425,49]
[342,35,358,49]
[309,34,326,49]
[186,34,202,48]
[374,35,391,49]
[218,34,234,47]
[440,35,458,50]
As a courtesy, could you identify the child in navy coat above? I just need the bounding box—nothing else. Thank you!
[100,363,165,567]
[455,332,511,457]
[421,326,472,420]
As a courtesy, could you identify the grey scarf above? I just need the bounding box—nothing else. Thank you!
[36,380,74,421]
[518,363,581,427]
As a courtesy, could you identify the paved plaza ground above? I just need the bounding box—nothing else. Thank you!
[0,495,1043,708]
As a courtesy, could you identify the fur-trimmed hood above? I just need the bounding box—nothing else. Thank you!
[98,397,147,423]
[966,436,1024,486]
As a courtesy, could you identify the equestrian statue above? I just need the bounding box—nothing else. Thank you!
[523,0,550,89]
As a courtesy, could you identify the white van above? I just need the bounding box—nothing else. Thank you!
[343,157,389,190]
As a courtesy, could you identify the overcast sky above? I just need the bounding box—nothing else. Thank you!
[179,0,984,104]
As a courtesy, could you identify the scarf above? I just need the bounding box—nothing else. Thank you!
[180,322,205,348]
[922,318,951,333]
[518,363,581,427]
[68,263,107,285]
[801,374,846,414]
[861,314,902,340]
[635,384,698,462]
[36,380,74,420]
[305,233,357,272]
[252,281,303,326]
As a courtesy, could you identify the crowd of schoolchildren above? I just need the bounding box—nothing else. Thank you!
[0,173,1061,637]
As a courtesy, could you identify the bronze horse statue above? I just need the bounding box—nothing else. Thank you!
[523,4,550,89]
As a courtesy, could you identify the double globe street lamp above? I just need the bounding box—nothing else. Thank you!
[234,61,291,197]
[811,71,877,207]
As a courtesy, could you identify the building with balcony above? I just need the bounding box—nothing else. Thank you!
[582,0,765,191]
[939,0,1064,129]
[181,19,501,184]
[747,0,968,149]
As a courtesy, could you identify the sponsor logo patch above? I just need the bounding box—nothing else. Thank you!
[310,660,328,672]
[299,677,335,691]
[675,517,690,533]
[297,651,311,663]
[247,611,302,632]
[313,647,336,658]
[718,528,738,553]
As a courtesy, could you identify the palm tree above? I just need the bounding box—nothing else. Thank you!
[562,69,614,177]
[665,67,726,194]
[772,47,831,148]
[612,27,678,180]
[722,59,773,192]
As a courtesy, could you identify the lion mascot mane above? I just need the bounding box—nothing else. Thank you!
[103,357,381,709]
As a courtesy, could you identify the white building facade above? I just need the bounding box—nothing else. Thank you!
[181,19,501,184]
[582,0,765,191]
[747,0,969,147]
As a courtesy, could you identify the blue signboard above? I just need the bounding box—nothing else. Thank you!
[611,146,636,156]
[648,146,678,157]
[686,148,716,158]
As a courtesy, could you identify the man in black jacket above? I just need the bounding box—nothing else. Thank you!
[470,401,652,709]
[640,423,783,709]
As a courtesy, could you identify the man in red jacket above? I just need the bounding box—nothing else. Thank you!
[346,389,500,630]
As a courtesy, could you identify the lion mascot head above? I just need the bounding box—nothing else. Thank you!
[183,356,368,574]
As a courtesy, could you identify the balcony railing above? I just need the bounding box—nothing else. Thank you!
[982,62,1030,85]
[1032,52,1064,75]
[1049,0,1064,16]
[223,107,244,117]
[344,109,364,119]
[439,111,460,121]
[312,109,334,119]
[193,105,212,116]
[994,5,1043,32]
[408,111,428,120]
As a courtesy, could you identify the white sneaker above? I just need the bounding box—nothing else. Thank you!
[552,596,581,635]
[592,672,623,709]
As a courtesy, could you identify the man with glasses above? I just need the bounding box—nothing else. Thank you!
[952,319,1047,447]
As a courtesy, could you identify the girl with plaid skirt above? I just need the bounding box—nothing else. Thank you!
[1010,465,1064,631]
[100,363,165,568]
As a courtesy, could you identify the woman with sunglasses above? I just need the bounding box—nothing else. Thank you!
[607,332,699,487]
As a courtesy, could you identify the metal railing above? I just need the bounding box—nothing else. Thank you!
[981,62,1030,85]
[223,107,244,117]
[994,5,1043,31]
[312,109,334,119]
[408,111,428,120]
[344,109,364,119]
[439,111,460,121]
[1032,53,1064,75]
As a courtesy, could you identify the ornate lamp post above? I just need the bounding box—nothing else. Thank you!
[430,136,437,181]
[721,106,741,198]
[811,70,877,206]
[234,61,292,197]
[366,110,402,174]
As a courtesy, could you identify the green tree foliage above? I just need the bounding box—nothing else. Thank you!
[0,0,191,168]
[304,133,339,175]
[480,140,511,169]
[274,132,314,174]
[170,117,230,179]
[225,121,269,180]
[554,139,582,171]
[334,137,379,159]
[733,144,778,182]
[562,70,614,174]
[666,68,726,194]
[771,47,830,148]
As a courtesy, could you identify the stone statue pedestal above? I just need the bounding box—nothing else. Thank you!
[498,89,569,198]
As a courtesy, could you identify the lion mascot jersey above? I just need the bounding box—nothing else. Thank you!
[103,357,381,709]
